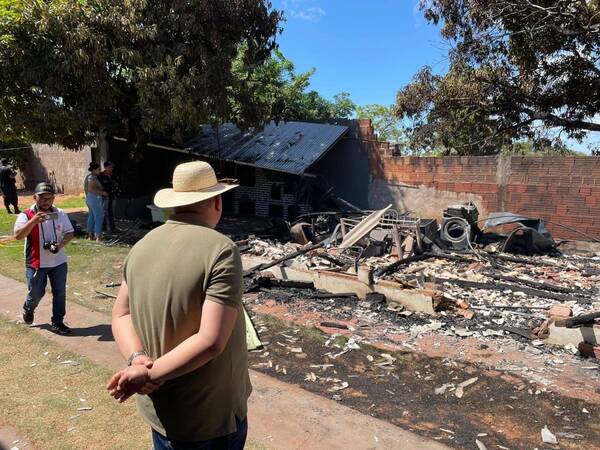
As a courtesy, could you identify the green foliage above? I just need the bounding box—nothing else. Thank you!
[328,93,356,119]
[396,0,600,155]
[501,139,583,156]
[0,140,30,171]
[0,0,282,149]
[230,47,355,126]
[355,104,406,145]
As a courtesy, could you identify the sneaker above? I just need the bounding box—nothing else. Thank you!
[51,322,72,334]
[22,310,34,325]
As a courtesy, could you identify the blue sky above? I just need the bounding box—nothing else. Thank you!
[271,0,597,153]
[272,0,446,107]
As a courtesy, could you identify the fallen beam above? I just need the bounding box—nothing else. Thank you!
[241,255,436,313]
[244,242,324,277]
[485,273,583,296]
[501,326,536,340]
[94,289,117,299]
[430,276,583,303]
[373,253,435,278]
[320,321,349,330]
[312,252,347,267]
[486,253,560,267]
[555,311,600,328]
[311,292,358,299]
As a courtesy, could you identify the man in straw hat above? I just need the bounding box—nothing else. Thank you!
[107,161,251,449]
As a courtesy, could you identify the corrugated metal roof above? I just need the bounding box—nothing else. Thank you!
[183,121,348,175]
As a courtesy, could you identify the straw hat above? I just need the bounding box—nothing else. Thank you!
[154,161,238,208]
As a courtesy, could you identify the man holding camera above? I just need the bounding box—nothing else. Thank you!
[14,182,74,334]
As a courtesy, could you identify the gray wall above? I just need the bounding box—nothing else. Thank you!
[309,136,371,209]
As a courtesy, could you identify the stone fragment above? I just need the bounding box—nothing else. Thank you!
[541,425,558,445]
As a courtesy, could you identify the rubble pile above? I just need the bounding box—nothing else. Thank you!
[241,203,600,356]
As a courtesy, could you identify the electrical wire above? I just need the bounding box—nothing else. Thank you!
[0,146,32,152]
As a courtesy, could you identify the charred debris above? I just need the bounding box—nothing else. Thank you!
[239,201,600,356]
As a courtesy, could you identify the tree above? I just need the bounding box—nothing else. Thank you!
[328,92,356,119]
[396,0,600,155]
[0,0,281,150]
[355,104,406,145]
[230,47,355,125]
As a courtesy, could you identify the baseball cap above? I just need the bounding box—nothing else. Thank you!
[34,182,55,195]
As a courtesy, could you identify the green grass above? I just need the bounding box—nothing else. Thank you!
[55,195,87,209]
[0,315,152,450]
[0,208,16,235]
[0,316,267,450]
[0,210,268,449]
[0,209,130,313]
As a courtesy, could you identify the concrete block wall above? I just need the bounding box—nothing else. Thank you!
[232,167,311,219]
[19,144,91,194]
[366,148,600,241]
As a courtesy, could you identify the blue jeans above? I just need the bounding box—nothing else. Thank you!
[86,193,104,236]
[23,263,68,324]
[152,416,248,450]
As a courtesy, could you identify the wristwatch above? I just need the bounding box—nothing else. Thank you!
[127,350,147,366]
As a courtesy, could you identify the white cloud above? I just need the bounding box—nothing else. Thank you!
[282,1,326,22]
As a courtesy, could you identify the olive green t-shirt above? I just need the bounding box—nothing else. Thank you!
[123,213,251,442]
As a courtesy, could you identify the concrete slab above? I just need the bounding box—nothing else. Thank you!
[242,255,435,313]
[546,320,600,347]
[0,274,449,450]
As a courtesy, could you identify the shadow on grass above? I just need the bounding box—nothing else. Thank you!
[34,323,114,341]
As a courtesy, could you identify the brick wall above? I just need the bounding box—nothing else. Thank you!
[19,144,92,194]
[365,137,600,241]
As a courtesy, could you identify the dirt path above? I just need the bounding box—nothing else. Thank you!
[0,419,35,450]
[0,274,449,450]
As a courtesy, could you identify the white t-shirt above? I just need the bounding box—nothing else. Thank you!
[14,205,74,268]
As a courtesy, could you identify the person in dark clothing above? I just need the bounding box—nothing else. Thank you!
[0,158,21,214]
[98,161,117,233]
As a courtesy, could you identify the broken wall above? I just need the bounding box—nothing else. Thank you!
[367,146,600,241]
[19,144,92,194]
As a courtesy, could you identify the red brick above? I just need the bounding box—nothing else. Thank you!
[454,182,473,192]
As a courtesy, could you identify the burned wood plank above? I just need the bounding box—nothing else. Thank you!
[486,253,560,267]
[555,311,600,328]
[501,326,536,340]
[311,292,358,299]
[244,242,325,277]
[430,276,584,303]
[485,273,580,295]
[373,253,435,278]
[319,321,349,330]
[94,289,117,299]
[312,252,347,267]
[245,277,315,293]
[268,279,315,290]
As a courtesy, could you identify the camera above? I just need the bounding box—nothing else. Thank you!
[43,241,60,254]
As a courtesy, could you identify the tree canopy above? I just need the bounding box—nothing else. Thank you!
[230,48,356,128]
[395,0,600,155]
[0,0,281,149]
[355,104,406,146]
